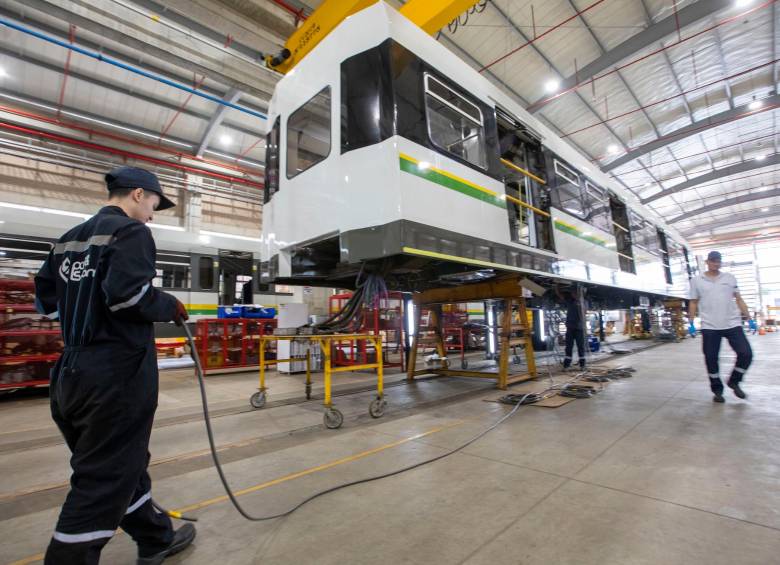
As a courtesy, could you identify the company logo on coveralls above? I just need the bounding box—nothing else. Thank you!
[59,255,96,282]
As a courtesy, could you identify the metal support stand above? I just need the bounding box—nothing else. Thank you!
[406,276,537,390]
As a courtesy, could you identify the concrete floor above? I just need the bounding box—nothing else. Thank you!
[2,333,780,564]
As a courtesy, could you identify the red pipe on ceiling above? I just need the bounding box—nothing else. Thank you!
[0,121,265,189]
[0,104,262,177]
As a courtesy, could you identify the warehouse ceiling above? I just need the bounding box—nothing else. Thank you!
[0,0,777,245]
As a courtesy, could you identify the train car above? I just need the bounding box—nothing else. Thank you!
[0,233,302,322]
[259,1,694,305]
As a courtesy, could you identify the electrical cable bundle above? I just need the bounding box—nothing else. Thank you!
[558,384,599,398]
[311,270,389,334]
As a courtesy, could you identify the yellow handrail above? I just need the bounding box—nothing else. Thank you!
[502,193,551,218]
[500,158,547,185]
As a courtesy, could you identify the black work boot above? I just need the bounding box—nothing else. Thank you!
[727,379,747,400]
[712,393,725,403]
[138,524,196,565]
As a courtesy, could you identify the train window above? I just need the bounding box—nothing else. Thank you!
[424,74,487,169]
[583,181,611,233]
[199,256,214,290]
[264,117,280,203]
[160,264,190,289]
[554,160,579,186]
[657,229,673,284]
[286,86,332,179]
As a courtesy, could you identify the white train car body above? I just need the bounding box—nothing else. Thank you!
[260,2,692,301]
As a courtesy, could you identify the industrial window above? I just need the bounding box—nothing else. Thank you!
[199,256,214,290]
[583,181,611,233]
[554,160,579,186]
[658,229,673,284]
[286,86,332,179]
[424,74,487,169]
[264,117,280,203]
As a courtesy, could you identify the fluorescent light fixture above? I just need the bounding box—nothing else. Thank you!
[486,304,496,355]
[148,223,186,232]
[0,201,89,219]
[200,229,262,242]
[46,209,91,219]
[203,149,265,168]
[0,202,41,212]
[417,161,431,170]
[735,0,753,7]
[406,301,416,337]
[755,154,766,161]
[198,234,212,244]
[219,134,232,146]
[607,144,619,155]
[544,79,560,93]
[748,99,763,110]
[0,67,6,78]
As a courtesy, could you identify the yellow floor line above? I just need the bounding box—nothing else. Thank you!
[6,419,466,565]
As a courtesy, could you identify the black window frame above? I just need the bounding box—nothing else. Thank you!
[286,86,333,180]
[264,116,280,203]
[423,72,488,171]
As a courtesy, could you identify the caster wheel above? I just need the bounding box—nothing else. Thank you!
[369,398,387,418]
[461,359,468,370]
[250,391,267,409]
[324,408,344,429]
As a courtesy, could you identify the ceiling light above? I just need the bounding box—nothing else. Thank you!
[761,207,769,212]
[734,0,753,8]
[755,154,766,161]
[544,79,560,93]
[607,144,619,155]
[218,134,232,146]
[748,99,763,110]
[0,67,6,78]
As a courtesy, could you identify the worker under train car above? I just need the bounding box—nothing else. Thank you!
[34,167,195,565]
[555,284,586,370]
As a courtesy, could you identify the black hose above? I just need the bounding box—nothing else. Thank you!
[181,323,544,522]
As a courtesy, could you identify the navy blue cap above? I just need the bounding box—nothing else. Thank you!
[104,166,175,211]
[707,251,722,261]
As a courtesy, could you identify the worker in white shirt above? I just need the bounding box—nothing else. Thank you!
[688,251,752,403]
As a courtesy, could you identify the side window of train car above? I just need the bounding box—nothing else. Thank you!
[553,159,585,217]
[657,229,673,284]
[628,211,646,250]
[264,117,280,203]
[423,74,487,169]
[198,256,215,290]
[583,181,611,233]
[286,86,332,179]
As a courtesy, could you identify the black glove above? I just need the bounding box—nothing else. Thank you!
[174,300,189,326]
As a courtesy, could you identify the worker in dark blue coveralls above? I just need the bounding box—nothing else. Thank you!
[555,284,586,369]
[34,167,195,565]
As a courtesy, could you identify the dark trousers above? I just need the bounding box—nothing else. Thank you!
[701,327,753,394]
[564,327,586,368]
[44,346,173,565]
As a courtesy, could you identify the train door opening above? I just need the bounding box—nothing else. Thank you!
[609,194,635,273]
[218,250,254,305]
[495,108,554,252]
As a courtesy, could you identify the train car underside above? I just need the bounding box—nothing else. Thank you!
[262,219,674,309]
